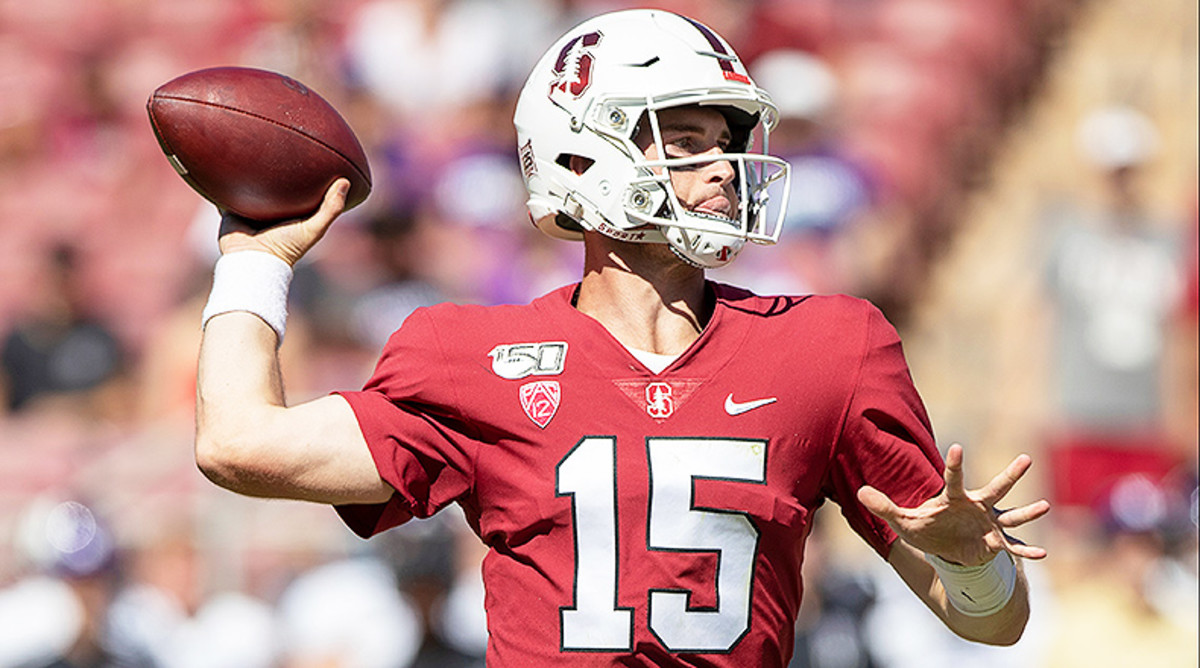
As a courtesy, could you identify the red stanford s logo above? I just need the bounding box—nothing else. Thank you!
[645,382,674,419]
[550,31,602,99]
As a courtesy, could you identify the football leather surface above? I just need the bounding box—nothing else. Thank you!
[147,67,371,225]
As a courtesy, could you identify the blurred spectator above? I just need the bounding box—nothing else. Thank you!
[275,557,422,668]
[1,498,128,668]
[105,527,277,668]
[1043,105,1183,431]
[1,244,125,416]
[1044,473,1198,667]
[0,576,85,668]
[1164,201,1199,457]
[755,49,874,238]
[787,518,878,668]
[1038,105,1190,519]
[435,545,488,661]
[427,147,557,304]
[371,512,485,668]
[342,0,560,137]
[108,589,277,668]
[349,207,447,350]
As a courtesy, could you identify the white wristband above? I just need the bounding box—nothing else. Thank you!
[201,251,293,345]
[925,551,1017,617]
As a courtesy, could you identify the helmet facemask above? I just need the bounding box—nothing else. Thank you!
[619,101,790,267]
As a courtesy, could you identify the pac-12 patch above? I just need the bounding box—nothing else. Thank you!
[520,380,561,428]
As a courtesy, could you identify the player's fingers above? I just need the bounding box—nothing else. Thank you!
[989,524,1050,561]
[975,454,1032,506]
[995,499,1051,528]
[307,178,350,233]
[857,485,901,522]
[1002,538,1048,561]
[943,444,967,500]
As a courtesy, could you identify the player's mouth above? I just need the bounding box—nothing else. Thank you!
[691,196,735,223]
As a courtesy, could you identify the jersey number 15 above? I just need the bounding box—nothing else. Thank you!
[556,436,767,653]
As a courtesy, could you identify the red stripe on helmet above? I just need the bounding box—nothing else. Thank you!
[681,16,745,84]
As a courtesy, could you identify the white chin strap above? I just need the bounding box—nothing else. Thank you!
[663,225,745,268]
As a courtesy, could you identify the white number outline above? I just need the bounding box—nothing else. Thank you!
[556,436,634,651]
[646,437,766,653]
[556,435,767,654]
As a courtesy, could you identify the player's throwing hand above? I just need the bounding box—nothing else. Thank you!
[217,178,350,266]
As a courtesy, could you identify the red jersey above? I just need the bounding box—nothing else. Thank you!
[336,283,944,667]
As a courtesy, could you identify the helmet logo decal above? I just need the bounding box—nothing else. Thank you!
[518,139,537,180]
[681,17,751,85]
[550,31,603,99]
[594,220,647,242]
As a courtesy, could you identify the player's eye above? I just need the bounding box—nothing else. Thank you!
[666,136,696,154]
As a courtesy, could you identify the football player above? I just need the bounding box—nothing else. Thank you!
[194,9,1049,666]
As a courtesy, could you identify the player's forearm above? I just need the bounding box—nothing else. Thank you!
[194,311,393,505]
[932,560,1031,645]
[194,311,290,495]
[889,540,1030,645]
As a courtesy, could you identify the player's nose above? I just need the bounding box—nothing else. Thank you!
[699,148,736,185]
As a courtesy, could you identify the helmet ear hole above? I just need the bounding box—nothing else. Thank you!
[631,111,651,149]
[557,154,595,175]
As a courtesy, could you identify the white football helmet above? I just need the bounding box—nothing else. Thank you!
[513,9,791,268]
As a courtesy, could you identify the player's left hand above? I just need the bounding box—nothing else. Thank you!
[857,444,1050,566]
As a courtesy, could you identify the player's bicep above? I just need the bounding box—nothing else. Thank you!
[197,393,394,505]
[273,394,395,503]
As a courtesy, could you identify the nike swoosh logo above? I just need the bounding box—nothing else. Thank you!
[724,393,777,416]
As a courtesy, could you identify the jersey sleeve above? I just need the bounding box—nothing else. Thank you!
[333,308,480,538]
[823,303,945,557]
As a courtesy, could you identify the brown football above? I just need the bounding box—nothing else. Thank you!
[147,67,371,227]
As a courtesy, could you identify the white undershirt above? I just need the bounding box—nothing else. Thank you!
[626,346,680,374]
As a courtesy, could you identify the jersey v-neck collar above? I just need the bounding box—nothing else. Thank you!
[536,281,752,377]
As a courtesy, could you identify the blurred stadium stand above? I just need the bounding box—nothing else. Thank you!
[0,1,1195,667]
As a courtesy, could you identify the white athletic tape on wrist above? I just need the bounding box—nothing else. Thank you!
[925,551,1017,617]
[202,251,293,344]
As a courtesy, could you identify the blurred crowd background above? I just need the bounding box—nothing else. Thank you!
[0,0,1195,666]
